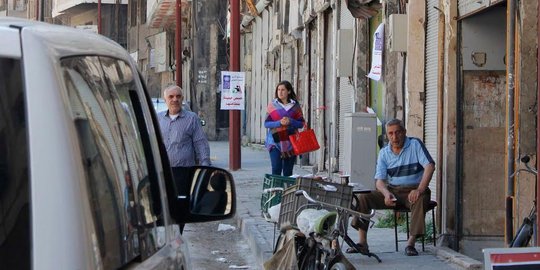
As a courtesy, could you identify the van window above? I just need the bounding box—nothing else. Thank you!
[0,58,30,269]
[62,56,136,268]
[99,57,164,259]
[61,55,165,267]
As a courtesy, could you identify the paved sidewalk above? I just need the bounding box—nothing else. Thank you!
[209,141,482,270]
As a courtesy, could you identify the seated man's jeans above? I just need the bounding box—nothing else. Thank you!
[351,186,431,237]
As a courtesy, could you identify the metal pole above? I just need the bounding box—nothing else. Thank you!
[229,0,241,170]
[175,0,182,87]
[35,0,39,20]
[97,0,102,34]
[505,0,516,246]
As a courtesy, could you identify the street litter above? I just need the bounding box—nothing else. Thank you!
[229,265,249,269]
[218,223,236,231]
[211,250,220,255]
[267,203,280,223]
[216,257,228,263]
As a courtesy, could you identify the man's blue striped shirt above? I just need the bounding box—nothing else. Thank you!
[374,137,434,186]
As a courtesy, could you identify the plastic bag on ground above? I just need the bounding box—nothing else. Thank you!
[267,203,281,223]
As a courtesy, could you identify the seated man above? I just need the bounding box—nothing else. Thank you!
[349,119,435,256]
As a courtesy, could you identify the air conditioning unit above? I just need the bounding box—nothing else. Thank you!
[389,14,408,52]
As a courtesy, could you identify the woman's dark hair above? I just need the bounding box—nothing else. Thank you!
[274,80,297,103]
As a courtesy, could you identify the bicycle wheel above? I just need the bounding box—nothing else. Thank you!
[298,251,318,270]
[510,217,533,247]
[297,238,320,270]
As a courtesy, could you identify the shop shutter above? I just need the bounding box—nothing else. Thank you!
[338,0,355,173]
[424,0,439,200]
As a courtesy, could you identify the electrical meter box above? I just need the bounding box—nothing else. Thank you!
[343,112,377,190]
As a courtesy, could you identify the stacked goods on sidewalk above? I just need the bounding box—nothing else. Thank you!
[278,177,353,227]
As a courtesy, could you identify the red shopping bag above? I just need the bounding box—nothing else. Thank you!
[289,126,320,155]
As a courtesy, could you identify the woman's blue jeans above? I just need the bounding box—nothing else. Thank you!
[269,147,296,176]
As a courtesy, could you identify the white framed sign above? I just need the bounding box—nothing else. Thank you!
[220,71,245,110]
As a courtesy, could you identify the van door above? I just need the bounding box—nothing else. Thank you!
[60,55,186,269]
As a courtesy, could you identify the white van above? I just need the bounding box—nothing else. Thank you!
[0,18,235,269]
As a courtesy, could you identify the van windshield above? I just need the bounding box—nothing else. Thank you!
[0,57,30,269]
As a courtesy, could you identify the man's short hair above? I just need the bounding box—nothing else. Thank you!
[163,85,183,97]
[385,119,405,130]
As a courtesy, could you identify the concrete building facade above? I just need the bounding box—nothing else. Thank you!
[239,0,539,262]
[2,0,539,263]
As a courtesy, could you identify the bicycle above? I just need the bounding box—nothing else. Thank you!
[510,155,537,247]
[289,189,382,269]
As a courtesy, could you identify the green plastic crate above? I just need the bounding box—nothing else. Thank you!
[260,174,296,216]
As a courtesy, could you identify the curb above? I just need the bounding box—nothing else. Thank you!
[234,214,273,270]
[428,246,483,270]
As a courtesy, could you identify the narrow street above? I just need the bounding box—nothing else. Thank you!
[183,219,257,269]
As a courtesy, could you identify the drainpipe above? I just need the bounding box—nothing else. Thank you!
[505,0,516,246]
[455,25,463,251]
[537,0,540,247]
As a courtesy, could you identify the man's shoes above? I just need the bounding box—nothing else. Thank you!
[345,243,369,254]
[405,245,419,256]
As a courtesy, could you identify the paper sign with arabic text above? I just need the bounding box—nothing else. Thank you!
[221,71,245,110]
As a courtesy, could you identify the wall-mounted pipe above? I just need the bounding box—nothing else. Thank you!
[505,0,516,246]
[455,20,463,252]
[537,0,540,247]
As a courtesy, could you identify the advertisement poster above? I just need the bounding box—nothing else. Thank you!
[367,23,384,81]
[220,71,245,110]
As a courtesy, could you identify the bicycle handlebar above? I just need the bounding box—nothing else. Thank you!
[262,187,284,194]
[294,189,375,219]
[511,155,538,178]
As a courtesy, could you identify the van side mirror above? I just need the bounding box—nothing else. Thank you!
[190,168,234,216]
[169,166,236,223]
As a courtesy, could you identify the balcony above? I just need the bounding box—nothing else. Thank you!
[53,0,127,18]
[147,0,188,28]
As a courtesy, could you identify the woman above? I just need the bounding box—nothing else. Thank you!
[264,80,305,176]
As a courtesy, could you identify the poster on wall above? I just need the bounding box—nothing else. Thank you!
[220,71,245,110]
[367,23,384,81]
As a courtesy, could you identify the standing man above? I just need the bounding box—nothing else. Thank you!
[157,85,211,232]
[349,119,435,256]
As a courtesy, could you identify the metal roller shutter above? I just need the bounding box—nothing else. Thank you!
[424,0,439,201]
[338,0,355,173]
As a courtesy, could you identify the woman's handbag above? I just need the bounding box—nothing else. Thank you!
[289,124,320,155]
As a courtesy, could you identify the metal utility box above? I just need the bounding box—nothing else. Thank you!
[343,112,377,190]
